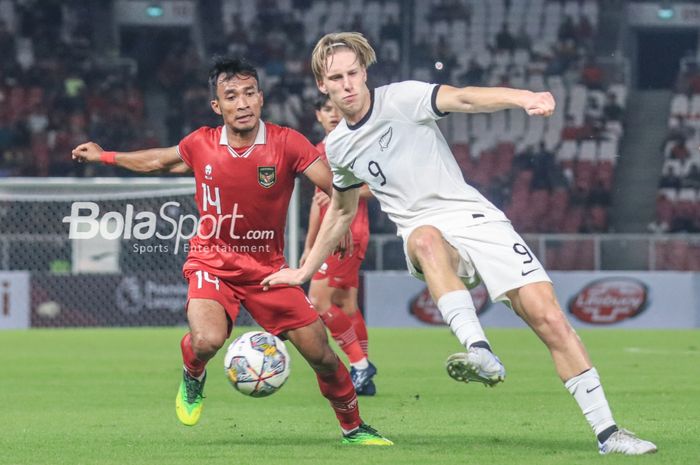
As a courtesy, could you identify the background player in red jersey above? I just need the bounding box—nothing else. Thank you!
[71,56,391,445]
[304,94,377,395]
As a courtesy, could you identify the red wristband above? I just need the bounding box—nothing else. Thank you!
[100,151,116,165]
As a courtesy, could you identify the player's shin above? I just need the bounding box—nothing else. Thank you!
[181,332,207,378]
[351,310,369,356]
[315,356,362,432]
[565,367,618,443]
[437,290,490,349]
[320,306,367,366]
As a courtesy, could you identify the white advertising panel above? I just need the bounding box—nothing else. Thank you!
[628,3,700,27]
[364,271,700,329]
[552,272,697,329]
[0,272,30,329]
[114,1,195,26]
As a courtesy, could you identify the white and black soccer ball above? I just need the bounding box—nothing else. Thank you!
[224,331,291,397]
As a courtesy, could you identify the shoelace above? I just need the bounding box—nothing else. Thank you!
[614,429,643,442]
[358,424,380,436]
[184,376,205,404]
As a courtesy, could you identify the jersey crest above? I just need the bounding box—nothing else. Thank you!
[378,126,393,151]
[258,166,276,188]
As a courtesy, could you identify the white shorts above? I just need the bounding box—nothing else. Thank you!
[403,221,551,303]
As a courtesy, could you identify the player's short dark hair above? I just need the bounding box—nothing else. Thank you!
[313,93,331,110]
[208,56,260,100]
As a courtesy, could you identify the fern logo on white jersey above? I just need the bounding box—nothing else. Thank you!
[378,126,393,151]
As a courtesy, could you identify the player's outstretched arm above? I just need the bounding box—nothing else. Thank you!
[71,142,191,173]
[435,85,556,116]
[304,159,354,255]
[262,187,360,290]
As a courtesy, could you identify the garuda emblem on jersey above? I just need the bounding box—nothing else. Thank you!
[258,166,276,188]
[378,126,393,151]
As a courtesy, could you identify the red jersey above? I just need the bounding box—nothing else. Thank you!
[178,122,320,283]
[315,141,370,246]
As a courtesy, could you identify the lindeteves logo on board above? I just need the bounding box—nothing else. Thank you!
[568,278,648,324]
[409,284,490,325]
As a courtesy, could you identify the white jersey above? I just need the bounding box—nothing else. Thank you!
[326,80,508,238]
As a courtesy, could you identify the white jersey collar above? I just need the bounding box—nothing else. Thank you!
[346,89,375,131]
[219,120,267,158]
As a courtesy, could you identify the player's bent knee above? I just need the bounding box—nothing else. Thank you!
[191,331,226,358]
[332,292,356,314]
[407,226,443,255]
[407,226,451,270]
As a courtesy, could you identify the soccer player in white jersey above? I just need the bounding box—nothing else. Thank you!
[262,32,657,455]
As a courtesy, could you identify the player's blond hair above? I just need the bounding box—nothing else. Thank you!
[311,32,377,83]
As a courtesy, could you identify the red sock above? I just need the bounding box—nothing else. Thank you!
[180,332,207,377]
[351,310,369,357]
[320,305,366,364]
[316,356,362,431]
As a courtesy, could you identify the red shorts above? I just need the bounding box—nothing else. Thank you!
[312,241,367,289]
[184,269,319,336]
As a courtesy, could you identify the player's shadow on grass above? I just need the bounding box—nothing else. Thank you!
[199,432,591,452]
[393,432,592,453]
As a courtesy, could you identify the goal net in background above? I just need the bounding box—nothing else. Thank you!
[0,178,271,328]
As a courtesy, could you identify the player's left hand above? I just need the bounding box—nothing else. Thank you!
[313,191,331,207]
[524,91,555,117]
[261,268,308,290]
[335,230,354,258]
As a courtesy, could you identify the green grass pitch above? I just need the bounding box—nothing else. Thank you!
[1,328,698,465]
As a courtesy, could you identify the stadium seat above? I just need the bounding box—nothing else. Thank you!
[598,139,618,164]
[557,140,578,168]
[579,140,597,162]
[671,94,690,117]
[690,94,700,119]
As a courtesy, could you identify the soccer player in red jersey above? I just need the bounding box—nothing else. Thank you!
[304,94,377,395]
[71,56,392,445]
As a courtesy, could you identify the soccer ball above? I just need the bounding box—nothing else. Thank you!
[224,331,291,397]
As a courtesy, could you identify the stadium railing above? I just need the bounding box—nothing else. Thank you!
[364,233,700,272]
[2,178,699,274]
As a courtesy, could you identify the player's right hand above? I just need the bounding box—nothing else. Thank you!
[524,91,555,117]
[71,141,104,163]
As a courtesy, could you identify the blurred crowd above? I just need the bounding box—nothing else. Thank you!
[653,59,700,235]
[0,0,160,176]
[0,0,633,240]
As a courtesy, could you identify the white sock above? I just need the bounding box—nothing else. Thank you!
[436,290,488,349]
[350,358,369,370]
[341,425,359,435]
[565,367,616,437]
